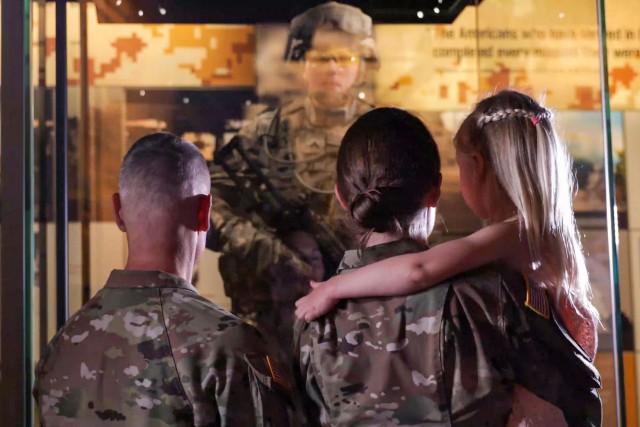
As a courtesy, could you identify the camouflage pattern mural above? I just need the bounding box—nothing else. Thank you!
[33,3,256,88]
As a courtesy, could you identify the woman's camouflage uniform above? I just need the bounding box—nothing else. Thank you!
[294,239,602,426]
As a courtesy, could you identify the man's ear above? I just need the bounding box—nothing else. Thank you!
[197,194,212,232]
[334,185,348,211]
[424,173,442,207]
[112,193,126,232]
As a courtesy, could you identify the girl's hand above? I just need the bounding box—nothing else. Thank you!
[295,281,339,322]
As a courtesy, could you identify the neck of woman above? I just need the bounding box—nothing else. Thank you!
[365,231,402,248]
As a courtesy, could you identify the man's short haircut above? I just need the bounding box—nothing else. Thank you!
[119,133,210,210]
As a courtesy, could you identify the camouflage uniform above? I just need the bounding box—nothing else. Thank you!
[294,239,602,426]
[207,97,373,335]
[206,0,378,347]
[34,270,296,426]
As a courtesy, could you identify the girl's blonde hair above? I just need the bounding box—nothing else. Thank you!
[454,90,599,326]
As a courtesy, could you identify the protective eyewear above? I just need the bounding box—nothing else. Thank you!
[305,48,361,67]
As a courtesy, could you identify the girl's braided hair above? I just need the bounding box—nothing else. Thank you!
[477,107,553,128]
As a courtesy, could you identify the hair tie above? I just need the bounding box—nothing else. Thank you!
[530,116,540,126]
[363,188,381,199]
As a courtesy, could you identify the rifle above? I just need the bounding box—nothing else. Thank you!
[214,135,346,267]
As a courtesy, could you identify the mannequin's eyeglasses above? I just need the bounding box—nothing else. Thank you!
[305,48,361,67]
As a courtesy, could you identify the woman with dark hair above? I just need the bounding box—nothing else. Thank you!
[293,106,600,426]
[335,107,442,249]
[294,107,449,425]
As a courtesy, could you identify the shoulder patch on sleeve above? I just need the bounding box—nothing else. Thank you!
[244,353,291,392]
[525,277,550,319]
[265,355,290,391]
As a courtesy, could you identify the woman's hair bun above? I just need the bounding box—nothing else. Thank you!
[349,188,391,231]
[337,108,441,239]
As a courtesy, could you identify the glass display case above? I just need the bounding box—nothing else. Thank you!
[1,0,637,425]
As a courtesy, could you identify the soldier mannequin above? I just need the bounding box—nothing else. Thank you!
[207,2,377,347]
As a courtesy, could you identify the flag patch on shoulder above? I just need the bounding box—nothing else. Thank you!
[265,355,290,391]
[525,277,550,319]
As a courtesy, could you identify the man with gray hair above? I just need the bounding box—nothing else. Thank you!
[34,133,295,426]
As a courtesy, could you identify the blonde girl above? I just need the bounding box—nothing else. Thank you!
[295,90,599,358]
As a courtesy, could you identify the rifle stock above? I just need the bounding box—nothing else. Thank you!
[214,135,346,266]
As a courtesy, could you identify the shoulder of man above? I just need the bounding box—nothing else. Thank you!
[34,288,189,423]
[163,290,299,424]
[162,289,274,356]
[213,316,300,426]
[34,289,114,379]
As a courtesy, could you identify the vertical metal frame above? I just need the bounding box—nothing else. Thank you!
[80,0,92,305]
[1,0,33,424]
[37,0,50,358]
[596,0,626,425]
[56,0,69,327]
